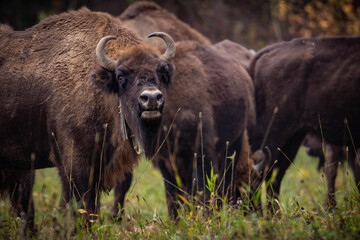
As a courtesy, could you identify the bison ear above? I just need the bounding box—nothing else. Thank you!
[92,68,119,94]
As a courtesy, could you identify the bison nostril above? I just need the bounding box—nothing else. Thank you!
[140,95,149,105]
[156,93,163,103]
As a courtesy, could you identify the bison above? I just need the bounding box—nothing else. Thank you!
[110,39,265,220]
[0,7,176,229]
[152,40,260,218]
[0,22,37,234]
[118,1,211,49]
[109,2,262,220]
[249,36,360,208]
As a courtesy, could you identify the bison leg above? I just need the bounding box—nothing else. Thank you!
[8,170,36,236]
[111,171,133,221]
[57,165,101,225]
[355,154,360,193]
[352,150,360,197]
[157,160,180,219]
[323,143,341,208]
[267,132,306,211]
[59,178,71,208]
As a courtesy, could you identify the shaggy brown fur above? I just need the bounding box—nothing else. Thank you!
[118,1,211,50]
[212,40,256,134]
[0,7,173,226]
[213,39,254,73]
[235,131,253,191]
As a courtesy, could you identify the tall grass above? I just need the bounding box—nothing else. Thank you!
[0,147,359,239]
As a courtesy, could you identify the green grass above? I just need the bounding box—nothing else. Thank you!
[1,147,359,239]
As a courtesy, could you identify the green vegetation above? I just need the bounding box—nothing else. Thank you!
[1,147,359,239]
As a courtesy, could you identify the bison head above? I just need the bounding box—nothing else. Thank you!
[92,32,175,158]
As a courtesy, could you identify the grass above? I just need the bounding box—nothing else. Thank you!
[1,147,359,239]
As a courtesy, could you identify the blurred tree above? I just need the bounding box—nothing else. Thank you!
[0,0,359,49]
[284,0,360,38]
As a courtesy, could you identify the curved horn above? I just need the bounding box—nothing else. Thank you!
[148,32,176,63]
[96,36,117,71]
[252,148,268,176]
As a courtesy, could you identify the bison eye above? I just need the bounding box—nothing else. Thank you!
[117,75,127,89]
[116,65,130,89]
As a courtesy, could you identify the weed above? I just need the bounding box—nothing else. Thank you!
[1,148,360,239]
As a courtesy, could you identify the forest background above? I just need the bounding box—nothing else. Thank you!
[1,0,360,50]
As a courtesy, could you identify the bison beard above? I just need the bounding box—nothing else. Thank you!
[139,116,163,158]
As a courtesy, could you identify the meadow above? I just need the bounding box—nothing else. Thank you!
[0,147,359,239]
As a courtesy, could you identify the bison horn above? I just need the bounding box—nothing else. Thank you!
[148,32,176,63]
[252,147,270,176]
[96,36,117,71]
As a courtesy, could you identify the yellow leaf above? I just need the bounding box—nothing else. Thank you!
[77,209,87,214]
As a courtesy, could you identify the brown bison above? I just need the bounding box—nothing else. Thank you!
[249,36,360,208]
[110,2,261,219]
[110,39,265,220]
[118,1,211,49]
[152,41,259,218]
[0,22,37,234]
[0,7,175,229]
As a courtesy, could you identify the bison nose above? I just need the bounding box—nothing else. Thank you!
[139,89,163,109]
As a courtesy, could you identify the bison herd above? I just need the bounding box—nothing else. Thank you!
[0,1,359,234]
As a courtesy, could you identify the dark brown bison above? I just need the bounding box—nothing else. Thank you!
[154,41,256,218]
[110,38,265,220]
[0,22,37,234]
[118,1,211,50]
[111,2,255,217]
[249,36,360,208]
[0,7,175,229]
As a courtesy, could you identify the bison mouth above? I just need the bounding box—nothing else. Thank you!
[141,110,162,120]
